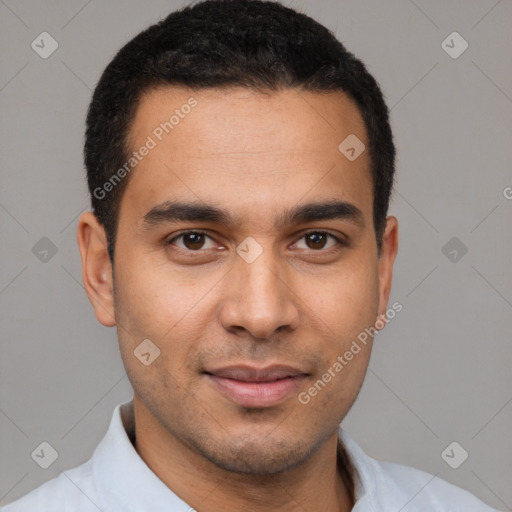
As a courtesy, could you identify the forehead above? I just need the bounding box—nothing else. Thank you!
[121,86,372,227]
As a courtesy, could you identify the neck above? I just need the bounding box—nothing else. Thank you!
[124,399,355,511]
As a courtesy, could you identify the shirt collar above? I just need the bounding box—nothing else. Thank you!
[92,399,191,511]
[339,429,378,509]
[92,399,375,510]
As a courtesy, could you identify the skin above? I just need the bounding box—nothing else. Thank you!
[77,86,398,511]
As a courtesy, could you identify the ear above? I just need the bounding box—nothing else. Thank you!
[77,211,116,327]
[376,216,399,323]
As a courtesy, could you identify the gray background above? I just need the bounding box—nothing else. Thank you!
[1,0,511,509]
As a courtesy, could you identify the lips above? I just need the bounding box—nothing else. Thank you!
[205,365,308,407]
[207,365,306,382]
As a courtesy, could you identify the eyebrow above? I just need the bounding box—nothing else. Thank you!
[141,199,365,230]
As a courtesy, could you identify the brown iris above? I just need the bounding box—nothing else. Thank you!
[182,232,206,250]
[305,232,328,250]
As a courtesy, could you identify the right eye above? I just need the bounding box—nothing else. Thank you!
[167,230,218,252]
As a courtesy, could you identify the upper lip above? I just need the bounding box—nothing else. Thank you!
[205,364,308,382]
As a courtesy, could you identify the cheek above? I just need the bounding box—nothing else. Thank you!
[113,251,210,334]
[306,258,380,337]
[301,255,379,397]
[112,255,216,381]
[296,348,370,432]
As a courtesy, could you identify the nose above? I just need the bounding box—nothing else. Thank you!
[219,248,300,340]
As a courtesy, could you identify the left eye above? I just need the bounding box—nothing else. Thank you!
[294,231,342,251]
[167,230,343,252]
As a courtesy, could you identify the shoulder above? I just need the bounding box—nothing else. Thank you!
[339,431,499,511]
[372,459,499,511]
[1,402,131,512]
[0,462,102,512]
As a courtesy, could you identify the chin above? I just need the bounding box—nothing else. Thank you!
[189,431,327,476]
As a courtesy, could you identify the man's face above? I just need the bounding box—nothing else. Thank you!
[87,86,397,474]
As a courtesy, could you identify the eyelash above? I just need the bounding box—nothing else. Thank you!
[167,229,348,253]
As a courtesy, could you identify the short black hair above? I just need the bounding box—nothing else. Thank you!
[84,0,395,263]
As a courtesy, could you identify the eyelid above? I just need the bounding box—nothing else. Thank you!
[167,228,348,252]
[167,229,217,249]
[293,229,348,249]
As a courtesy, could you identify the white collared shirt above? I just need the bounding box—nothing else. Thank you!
[1,399,499,511]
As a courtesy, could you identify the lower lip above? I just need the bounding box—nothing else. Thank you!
[207,374,305,407]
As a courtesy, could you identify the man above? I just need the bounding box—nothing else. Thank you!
[2,0,500,510]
